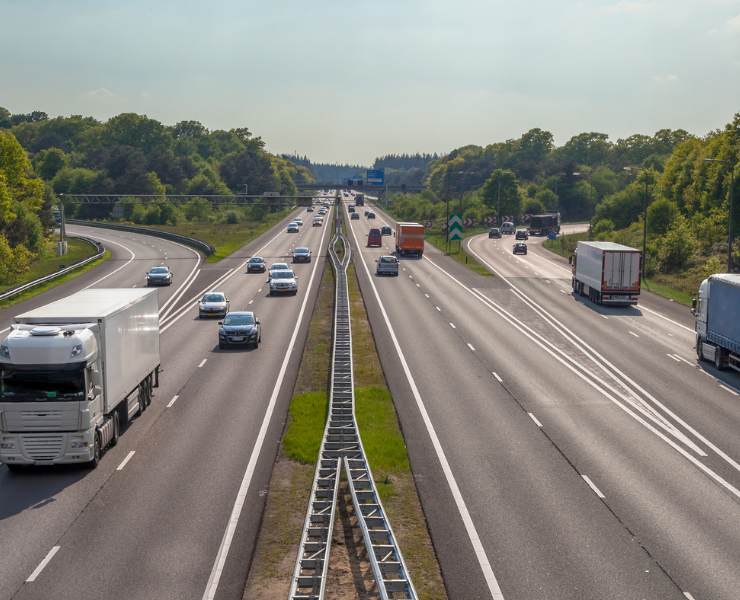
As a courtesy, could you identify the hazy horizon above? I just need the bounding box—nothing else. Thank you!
[2,0,739,164]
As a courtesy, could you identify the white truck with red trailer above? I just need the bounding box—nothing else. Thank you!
[571,241,641,305]
[0,288,160,470]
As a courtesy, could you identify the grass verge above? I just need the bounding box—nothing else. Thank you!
[0,246,110,310]
[424,227,492,277]
[642,278,693,306]
[347,262,447,600]
[543,231,589,259]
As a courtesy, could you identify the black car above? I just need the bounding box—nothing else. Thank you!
[488,227,501,239]
[218,311,261,349]
[348,205,355,213]
[145,265,172,286]
[246,256,266,273]
[515,229,529,240]
[367,212,376,219]
[292,247,311,263]
[381,226,392,236]
[351,212,360,220]
[513,242,528,255]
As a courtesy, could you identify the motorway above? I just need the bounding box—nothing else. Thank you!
[0,208,331,600]
[344,193,740,600]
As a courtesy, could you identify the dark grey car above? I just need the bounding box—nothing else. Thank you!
[218,311,261,349]
[146,265,172,286]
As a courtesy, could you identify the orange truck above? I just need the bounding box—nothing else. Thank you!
[395,222,425,257]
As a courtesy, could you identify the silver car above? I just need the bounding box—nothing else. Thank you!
[375,255,399,276]
[199,292,229,318]
[268,269,298,296]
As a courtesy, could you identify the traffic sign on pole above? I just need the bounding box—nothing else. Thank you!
[448,213,463,240]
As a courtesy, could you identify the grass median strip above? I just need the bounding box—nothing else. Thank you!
[424,228,492,277]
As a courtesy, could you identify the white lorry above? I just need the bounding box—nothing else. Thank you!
[571,241,641,305]
[693,274,740,372]
[0,288,160,470]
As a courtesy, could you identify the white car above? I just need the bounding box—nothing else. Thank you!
[199,291,229,318]
[268,269,298,296]
[294,217,303,226]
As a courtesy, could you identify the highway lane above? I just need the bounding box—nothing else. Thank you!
[344,194,739,600]
[0,207,317,600]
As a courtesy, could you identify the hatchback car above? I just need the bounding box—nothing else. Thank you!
[306,206,314,212]
[501,221,515,234]
[350,212,360,220]
[375,255,399,276]
[515,229,529,240]
[367,212,376,219]
[292,247,311,263]
[367,228,382,247]
[513,242,528,255]
[287,223,299,233]
[313,217,323,227]
[268,269,298,295]
[218,311,261,349]
[294,217,303,226]
[246,256,266,273]
[199,292,229,318]
[348,206,355,213]
[381,226,392,236]
[488,227,501,239]
[145,265,172,286]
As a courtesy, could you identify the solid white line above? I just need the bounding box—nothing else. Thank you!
[492,372,503,383]
[26,546,60,582]
[581,474,605,499]
[158,238,203,318]
[166,395,179,408]
[347,215,505,600]
[467,342,476,352]
[116,451,135,471]
[449,322,456,329]
[639,305,694,333]
[198,358,207,368]
[0,327,9,335]
[80,234,136,289]
[201,210,330,600]
[719,384,739,397]
[628,331,639,338]
[528,412,543,427]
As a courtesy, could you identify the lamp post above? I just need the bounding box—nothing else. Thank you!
[623,167,651,281]
[704,157,736,272]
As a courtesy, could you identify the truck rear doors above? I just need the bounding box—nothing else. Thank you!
[603,251,640,292]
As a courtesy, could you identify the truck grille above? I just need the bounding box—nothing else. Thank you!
[5,409,78,432]
[21,434,65,461]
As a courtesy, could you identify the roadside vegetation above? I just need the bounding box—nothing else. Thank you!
[423,226,492,277]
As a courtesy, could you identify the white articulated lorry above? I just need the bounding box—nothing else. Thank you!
[0,288,160,470]
[571,241,641,305]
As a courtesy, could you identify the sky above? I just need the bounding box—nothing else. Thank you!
[1,0,739,165]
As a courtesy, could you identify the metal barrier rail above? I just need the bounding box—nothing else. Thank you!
[0,236,104,302]
[288,204,416,600]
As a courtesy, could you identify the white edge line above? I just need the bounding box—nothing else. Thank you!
[116,451,135,471]
[166,395,179,408]
[719,384,739,397]
[26,545,61,582]
[347,213,505,600]
[581,474,605,499]
[467,342,476,352]
[80,234,136,289]
[628,331,639,338]
[683,592,697,600]
[201,208,330,600]
[449,322,456,329]
[528,412,543,428]
[492,372,503,383]
[198,358,207,368]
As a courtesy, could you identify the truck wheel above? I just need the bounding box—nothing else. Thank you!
[714,348,725,370]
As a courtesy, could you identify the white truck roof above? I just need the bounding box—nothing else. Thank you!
[578,240,639,252]
[16,288,157,323]
[710,273,740,287]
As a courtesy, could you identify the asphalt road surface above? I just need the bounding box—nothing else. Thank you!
[344,193,740,600]
[0,207,332,600]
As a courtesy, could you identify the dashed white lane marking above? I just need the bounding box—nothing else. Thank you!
[528,412,543,427]
[719,384,739,397]
[582,474,605,499]
[26,546,60,582]
[559,289,567,294]
[248,299,254,305]
[424,293,430,299]
[628,331,639,338]
[449,322,456,329]
[166,395,179,408]
[416,283,421,288]
[116,451,135,471]
[667,354,681,362]
[198,358,207,368]
[601,315,609,320]
[467,342,476,352]
[674,355,694,366]
[258,288,262,293]
[492,372,503,383]
[683,592,697,600]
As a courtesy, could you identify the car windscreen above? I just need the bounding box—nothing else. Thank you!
[271,264,289,270]
[249,257,263,263]
[150,267,169,274]
[294,248,309,254]
[203,294,225,302]
[272,271,295,279]
[0,364,85,401]
[223,314,254,326]
[380,257,396,263]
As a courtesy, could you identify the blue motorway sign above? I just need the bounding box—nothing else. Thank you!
[366,168,385,187]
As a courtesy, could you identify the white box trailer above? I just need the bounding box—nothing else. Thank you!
[571,241,641,305]
[0,289,160,469]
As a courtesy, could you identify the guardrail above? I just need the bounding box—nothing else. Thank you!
[288,203,416,600]
[0,236,104,303]
[66,219,215,256]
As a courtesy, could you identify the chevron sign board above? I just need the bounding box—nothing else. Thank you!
[448,213,463,240]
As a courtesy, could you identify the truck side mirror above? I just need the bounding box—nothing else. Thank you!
[568,255,573,265]
[690,298,696,315]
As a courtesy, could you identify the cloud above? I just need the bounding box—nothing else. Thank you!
[652,74,678,84]
[85,87,115,98]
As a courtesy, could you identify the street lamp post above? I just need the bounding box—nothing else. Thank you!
[704,157,736,272]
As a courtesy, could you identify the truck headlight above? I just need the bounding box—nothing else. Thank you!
[0,345,9,359]
[69,439,88,448]
[1,437,16,449]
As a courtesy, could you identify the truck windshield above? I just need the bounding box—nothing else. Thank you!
[0,365,85,401]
